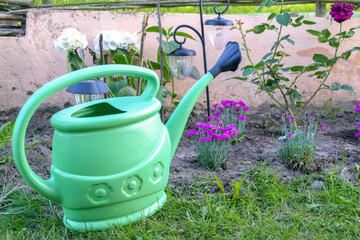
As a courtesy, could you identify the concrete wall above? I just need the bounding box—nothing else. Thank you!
[1,9,359,111]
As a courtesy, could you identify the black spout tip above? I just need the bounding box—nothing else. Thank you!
[209,41,242,78]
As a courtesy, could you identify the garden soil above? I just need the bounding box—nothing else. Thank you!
[1,101,360,194]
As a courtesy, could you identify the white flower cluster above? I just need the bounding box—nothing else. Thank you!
[93,30,140,54]
[54,28,88,52]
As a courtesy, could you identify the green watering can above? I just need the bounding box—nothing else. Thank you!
[12,42,241,231]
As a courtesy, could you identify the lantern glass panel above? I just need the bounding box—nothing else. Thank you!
[74,93,105,105]
[168,55,194,80]
[206,25,231,50]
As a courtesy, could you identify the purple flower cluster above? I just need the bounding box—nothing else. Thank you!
[330,2,356,23]
[188,119,239,142]
[210,100,249,116]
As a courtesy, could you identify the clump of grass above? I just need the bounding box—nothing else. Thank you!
[1,163,360,239]
[278,114,326,171]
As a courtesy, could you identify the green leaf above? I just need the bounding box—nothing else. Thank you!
[156,86,169,105]
[0,121,15,148]
[189,66,201,80]
[313,54,328,64]
[243,68,255,77]
[253,24,266,34]
[230,77,248,81]
[340,84,354,92]
[257,0,270,13]
[146,26,167,36]
[290,66,304,72]
[303,20,316,25]
[328,38,339,48]
[117,86,136,97]
[289,92,296,106]
[214,176,226,205]
[162,40,180,53]
[107,78,128,95]
[268,13,277,21]
[317,36,328,43]
[276,13,291,26]
[266,59,279,64]
[306,30,321,37]
[174,31,196,41]
[282,37,294,45]
[320,29,331,39]
[326,57,338,67]
[262,52,273,60]
[291,22,302,28]
[305,64,320,72]
[267,1,276,7]
[295,15,304,23]
[68,51,85,71]
[255,61,265,69]
[345,31,355,38]
[341,51,352,60]
[330,82,341,91]
[294,89,302,100]
[113,53,131,64]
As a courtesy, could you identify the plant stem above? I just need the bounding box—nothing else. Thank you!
[239,21,287,110]
[296,23,342,118]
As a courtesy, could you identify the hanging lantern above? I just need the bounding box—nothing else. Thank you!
[66,79,110,105]
[167,46,196,80]
[205,16,234,50]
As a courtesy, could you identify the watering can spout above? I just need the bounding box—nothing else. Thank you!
[165,41,242,158]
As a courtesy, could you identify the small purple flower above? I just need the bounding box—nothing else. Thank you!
[238,116,247,121]
[212,104,218,107]
[313,113,317,116]
[243,106,249,111]
[308,117,312,120]
[214,134,224,140]
[356,123,360,127]
[207,116,214,120]
[218,106,224,111]
[188,129,197,136]
[215,118,222,122]
[321,126,327,131]
[210,108,215,112]
[288,115,294,119]
[287,133,294,137]
[330,2,355,23]
[355,108,360,112]
[214,112,220,116]
[355,132,360,138]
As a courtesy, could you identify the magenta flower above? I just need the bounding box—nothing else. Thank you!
[287,133,294,137]
[356,123,360,127]
[355,108,360,112]
[188,129,198,136]
[207,116,214,120]
[243,106,249,111]
[308,117,312,120]
[288,115,294,119]
[321,126,327,131]
[313,113,317,116]
[214,112,220,116]
[238,116,247,120]
[355,132,360,138]
[212,104,218,107]
[330,2,355,23]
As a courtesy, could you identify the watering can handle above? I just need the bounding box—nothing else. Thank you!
[12,65,160,203]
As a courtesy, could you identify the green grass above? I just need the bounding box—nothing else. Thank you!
[1,163,360,239]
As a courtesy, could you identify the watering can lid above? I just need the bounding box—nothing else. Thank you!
[51,97,161,132]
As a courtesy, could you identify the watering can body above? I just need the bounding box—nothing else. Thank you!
[50,97,170,230]
[12,42,241,231]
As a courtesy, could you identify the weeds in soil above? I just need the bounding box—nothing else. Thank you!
[1,163,360,239]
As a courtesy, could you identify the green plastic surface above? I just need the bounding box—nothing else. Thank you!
[12,64,214,231]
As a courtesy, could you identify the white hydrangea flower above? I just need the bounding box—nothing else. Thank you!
[54,28,88,52]
[93,30,140,55]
